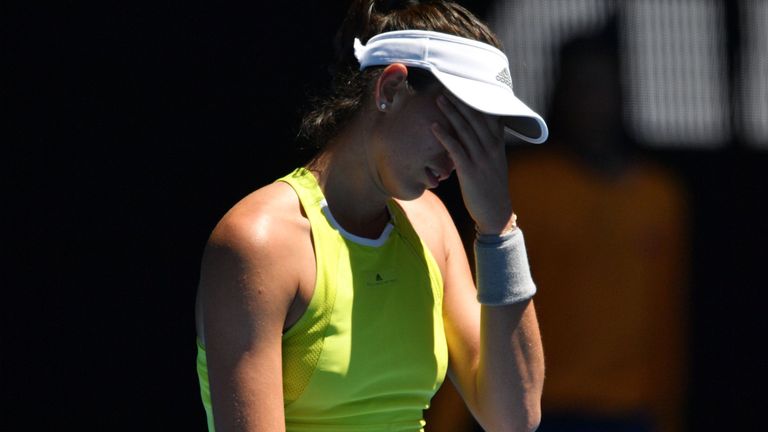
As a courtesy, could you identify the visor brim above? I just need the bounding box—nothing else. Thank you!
[432,69,548,144]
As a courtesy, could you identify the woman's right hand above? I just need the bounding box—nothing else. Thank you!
[432,91,516,235]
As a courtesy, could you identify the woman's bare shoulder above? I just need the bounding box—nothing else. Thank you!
[198,180,310,306]
[207,181,308,254]
[196,181,310,343]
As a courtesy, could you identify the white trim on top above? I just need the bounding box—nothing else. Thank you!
[320,199,393,247]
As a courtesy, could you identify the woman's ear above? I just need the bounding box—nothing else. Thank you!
[375,63,409,111]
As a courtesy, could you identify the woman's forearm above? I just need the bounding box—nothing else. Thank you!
[475,300,544,432]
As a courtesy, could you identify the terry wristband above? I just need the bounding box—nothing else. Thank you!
[474,228,537,305]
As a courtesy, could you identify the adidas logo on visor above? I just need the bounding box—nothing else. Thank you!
[496,68,514,91]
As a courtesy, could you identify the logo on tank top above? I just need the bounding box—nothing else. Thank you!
[365,269,397,287]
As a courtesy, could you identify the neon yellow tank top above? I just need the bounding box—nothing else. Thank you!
[197,167,448,431]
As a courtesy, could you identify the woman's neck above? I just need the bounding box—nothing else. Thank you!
[306,122,392,239]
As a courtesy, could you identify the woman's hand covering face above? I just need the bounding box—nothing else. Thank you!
[432,92,514,234]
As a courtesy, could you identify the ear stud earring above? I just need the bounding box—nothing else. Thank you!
[380,103,387,111]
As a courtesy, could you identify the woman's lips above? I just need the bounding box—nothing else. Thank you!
[425,166,452,188]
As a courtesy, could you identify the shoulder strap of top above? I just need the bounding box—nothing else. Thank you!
[387,198,445,303]
[276,167,327,227]
[386,200,423,253]
[275,167,341,404]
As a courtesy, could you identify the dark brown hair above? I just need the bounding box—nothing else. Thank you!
[298,0,502,149]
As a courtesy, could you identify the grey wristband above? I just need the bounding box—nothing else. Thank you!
[474,228,537,305]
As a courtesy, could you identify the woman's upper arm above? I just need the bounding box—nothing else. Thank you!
[197,208,300,432]
[438,203,484,416]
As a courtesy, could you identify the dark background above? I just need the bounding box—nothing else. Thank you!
[4,1,766,430]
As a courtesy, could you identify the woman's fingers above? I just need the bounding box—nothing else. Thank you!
[433,90,513,234]
[441,92,502,154]
[483,113,505,142]
[436,94,476,155]
[432,122,468,168]
[435,91,506,171]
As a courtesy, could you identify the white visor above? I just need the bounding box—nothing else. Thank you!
[354,30,548,144]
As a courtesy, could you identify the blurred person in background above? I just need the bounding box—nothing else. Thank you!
[503,21,691,432]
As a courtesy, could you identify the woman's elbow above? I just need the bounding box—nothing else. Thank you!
[481,402,541,432]
[522,404,542,432]
[522,393,542,431]
[513,406,542,432]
